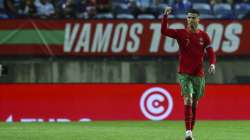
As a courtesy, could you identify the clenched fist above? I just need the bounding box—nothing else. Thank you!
[164,6,172,15]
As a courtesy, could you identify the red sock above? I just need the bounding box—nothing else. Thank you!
[184,105,192,131]
[191,102,197,131]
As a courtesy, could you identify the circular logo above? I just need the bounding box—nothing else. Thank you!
[140,87,173,121]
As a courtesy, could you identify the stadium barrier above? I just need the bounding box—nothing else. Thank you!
[0,19,249,57]
[0,84,249,122]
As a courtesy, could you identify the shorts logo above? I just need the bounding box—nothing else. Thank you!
[140,87,174,121]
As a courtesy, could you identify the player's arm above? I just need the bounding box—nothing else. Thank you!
[161,7,178,39]
[206,46,216,74]
[203,32,216,74]
[205,45,216,75]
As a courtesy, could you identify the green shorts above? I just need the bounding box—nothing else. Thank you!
[177,73,205,100]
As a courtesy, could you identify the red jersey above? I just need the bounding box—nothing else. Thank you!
[161,15,216,77]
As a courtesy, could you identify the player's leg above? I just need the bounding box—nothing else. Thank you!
[178,74,194,140]
[191,76,205,131]
[191,99,198,131]
[184,93,193,131]
[184,93,193,140]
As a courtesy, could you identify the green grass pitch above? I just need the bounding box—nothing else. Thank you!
[0,121,249,140]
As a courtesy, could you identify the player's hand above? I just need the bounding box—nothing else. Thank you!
[208,64,216,75]
[164,6,172,15]
[0,64,2,77]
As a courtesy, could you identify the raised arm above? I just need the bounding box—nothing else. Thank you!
[161,7,178,39]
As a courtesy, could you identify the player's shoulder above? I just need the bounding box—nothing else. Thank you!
[171,29,187,37]
[177,29,188,34]
[198,29,211,43]
[198,29,209,37]
[198,29,207,34]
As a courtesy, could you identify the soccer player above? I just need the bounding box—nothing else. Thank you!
[161,7,216,140]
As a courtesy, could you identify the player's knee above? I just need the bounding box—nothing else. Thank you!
[184,95,193,105]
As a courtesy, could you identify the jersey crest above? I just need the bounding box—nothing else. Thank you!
[199,37,204,45]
